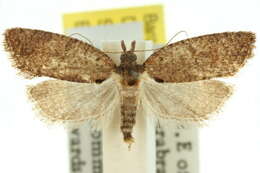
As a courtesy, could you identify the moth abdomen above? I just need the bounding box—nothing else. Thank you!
[120,86,139,146]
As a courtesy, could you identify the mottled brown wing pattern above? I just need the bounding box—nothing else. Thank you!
[4,28,115,83]
[144,32,255,83]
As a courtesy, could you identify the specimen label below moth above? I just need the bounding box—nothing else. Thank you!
[4,28,255,145]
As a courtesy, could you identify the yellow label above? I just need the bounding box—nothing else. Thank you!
[63,5,165,43]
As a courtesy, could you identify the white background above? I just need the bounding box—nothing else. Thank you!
[0,0,259,173]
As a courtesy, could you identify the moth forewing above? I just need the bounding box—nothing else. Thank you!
[144,32,255,83]
[4,28,116,83]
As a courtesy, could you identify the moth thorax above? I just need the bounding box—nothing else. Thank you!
[120,52,137,67]
[117,40,141,86]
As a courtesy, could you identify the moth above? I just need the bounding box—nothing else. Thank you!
[4,28,255,145]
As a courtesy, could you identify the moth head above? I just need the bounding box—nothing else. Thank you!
[120,40,137,64]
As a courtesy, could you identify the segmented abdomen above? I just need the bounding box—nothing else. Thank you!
[120,86,139,144]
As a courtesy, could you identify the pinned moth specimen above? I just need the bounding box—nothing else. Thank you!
[4,28,255,145]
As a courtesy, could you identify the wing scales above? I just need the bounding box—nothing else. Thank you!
[145,32,255,82]
[27,77,119,123]
[4,28,255,129]
[140,74,232,122]
[4,28,115,83]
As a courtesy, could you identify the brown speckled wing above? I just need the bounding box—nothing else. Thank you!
[4,28,115,83]
[144,32,255,83]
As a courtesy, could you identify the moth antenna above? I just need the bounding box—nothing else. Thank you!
[132,31,188,53]
[165,30,189,46]
[105,32,189,54]
[121,40,127,52]
[126,31,189,54]
[130,40,136,52]
[68,33,94,46]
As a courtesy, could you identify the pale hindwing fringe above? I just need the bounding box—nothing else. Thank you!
[140,75,233,125]
[27,77,119,124]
